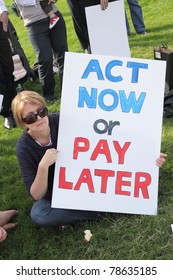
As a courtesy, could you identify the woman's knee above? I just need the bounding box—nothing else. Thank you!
[30,207,46,227]
[30,200,51,227]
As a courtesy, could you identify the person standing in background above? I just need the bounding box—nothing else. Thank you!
[15,0,68,103]
[0,0,17,129]
[126,0,146,35]
[66,0,115,54]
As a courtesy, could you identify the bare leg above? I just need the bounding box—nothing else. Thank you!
[0,210,18,227]
[0,227,7,242]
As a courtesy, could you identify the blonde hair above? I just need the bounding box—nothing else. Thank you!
[12,91,46,128]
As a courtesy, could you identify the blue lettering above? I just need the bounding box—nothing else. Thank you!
[127,62,148,83]
[78,87,97,108]
[81,59,104,80]
[98,89,119,111]
[81,59,148,83]
[78,87,146,113]
[105,60,123,82]
[119,90,146,113]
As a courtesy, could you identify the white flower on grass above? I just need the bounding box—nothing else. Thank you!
[84,229,93,242]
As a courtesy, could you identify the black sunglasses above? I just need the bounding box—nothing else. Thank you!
[22,106,48,124]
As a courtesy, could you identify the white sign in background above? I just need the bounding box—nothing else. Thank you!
[52,52,166,215]
[0,94,3,110]
[85,0,130,57]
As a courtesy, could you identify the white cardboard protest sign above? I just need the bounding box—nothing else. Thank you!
[52,52,166,215]
[85,0,130,57]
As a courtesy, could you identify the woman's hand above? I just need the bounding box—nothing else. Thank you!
[40,148,59,169]
[156,153,167,167]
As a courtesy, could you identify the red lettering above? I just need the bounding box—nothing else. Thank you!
[73,137,89,159]
[134,172,151,199]
[95,169,115,193]
[58,167,73,189]
[113,141,131,164]
[90,139,112,162]
[115,171,132,196]
[74,169,95,192]
[58,167,151,200]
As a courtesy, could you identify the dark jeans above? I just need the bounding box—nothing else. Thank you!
[126,0,145,34]
[0,22,16,118]
[27,11,68,100]
[67,0,115,50]
[30,197,102,227]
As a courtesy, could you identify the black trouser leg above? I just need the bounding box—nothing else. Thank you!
[0,22,16,118]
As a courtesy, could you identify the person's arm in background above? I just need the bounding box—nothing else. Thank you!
[100,0,109,10]
[0,0,8,32]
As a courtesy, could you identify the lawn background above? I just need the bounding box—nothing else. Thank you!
[1,0,173,260]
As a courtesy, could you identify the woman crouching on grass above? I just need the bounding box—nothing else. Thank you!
[11,90,102,227]
[11,90,167,228]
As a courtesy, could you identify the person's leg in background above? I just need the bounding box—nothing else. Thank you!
[50,10,68,88]
[126,0,146,34]
[27,18,56,103]
[66,0,90,52]
[0,22,16,129]
[125,11,130,35]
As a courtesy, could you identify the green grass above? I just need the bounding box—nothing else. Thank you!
[1,0,173,260]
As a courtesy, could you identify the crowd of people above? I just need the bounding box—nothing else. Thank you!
[0,0,146,126]
[0,0,166,243]
[0,0,146,125]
